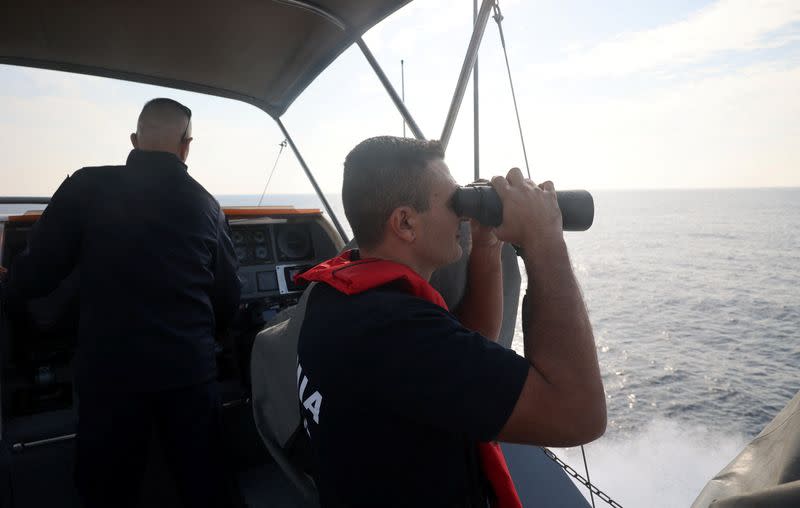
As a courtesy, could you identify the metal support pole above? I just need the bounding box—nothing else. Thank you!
[473,0,480,181]
[440,0,494,152]
[278,4,424,141]
[275,118,350,243]
[357,39,425,140]
[401,59,406,138]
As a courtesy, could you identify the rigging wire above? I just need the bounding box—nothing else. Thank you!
[492,1,531,179]
[258,139,288,206]
[582,445,597,508]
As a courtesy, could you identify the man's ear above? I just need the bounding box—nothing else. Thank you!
[387,206,417,244]
[130,133,138,149]
[179,137,192,162]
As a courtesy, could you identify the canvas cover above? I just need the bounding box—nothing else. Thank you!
[0,0,411,118]
[692,389,800,507]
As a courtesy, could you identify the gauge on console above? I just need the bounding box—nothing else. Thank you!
[229,225,273,265]
[276,225,313,261]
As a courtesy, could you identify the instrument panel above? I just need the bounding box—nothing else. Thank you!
[231,221,318,300]
[231,226,273,266]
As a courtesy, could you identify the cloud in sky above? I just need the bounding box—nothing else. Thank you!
[542,0,800,79]
[514,61,800,190]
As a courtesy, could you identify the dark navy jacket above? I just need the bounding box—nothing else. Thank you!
[5,150,240,392]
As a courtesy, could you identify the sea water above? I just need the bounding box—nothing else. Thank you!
[3,188,798,506]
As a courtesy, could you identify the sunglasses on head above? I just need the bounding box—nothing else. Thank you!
[148,98,192,140]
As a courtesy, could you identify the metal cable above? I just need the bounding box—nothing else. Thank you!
[581,445,596,508]
[492,1,531,179]
[258,140,287,206]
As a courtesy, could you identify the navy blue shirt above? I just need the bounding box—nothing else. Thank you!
[297,282,530,507]
[5,150,240,391]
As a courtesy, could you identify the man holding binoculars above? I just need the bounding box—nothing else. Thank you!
[296,136,606,507]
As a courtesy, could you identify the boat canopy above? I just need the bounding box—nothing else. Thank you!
[692,389,800,507]
[0,0,411,118]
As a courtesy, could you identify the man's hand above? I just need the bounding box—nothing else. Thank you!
[0,266,7,283]
[490,168,563,252]
[469,219,501,251]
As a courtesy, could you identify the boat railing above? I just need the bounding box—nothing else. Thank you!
[0,197,51,205]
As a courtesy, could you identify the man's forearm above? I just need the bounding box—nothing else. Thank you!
[455,244,503,341]
[522,240,605,409]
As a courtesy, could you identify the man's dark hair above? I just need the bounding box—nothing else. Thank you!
[342,136,445,249]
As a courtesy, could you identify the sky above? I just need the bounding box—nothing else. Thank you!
[1,0,799,198]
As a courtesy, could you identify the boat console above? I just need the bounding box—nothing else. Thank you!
[230,218,333,300]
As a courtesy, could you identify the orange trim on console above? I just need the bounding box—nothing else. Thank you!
[7,211,43,223]
[5,207,322,224]
[223,207,321,218]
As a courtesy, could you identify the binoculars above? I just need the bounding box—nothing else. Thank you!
[451,183,594,231]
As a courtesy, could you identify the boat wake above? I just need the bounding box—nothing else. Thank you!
[553,418,748,507]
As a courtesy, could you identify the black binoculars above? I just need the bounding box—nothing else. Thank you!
[451,183,594,231]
